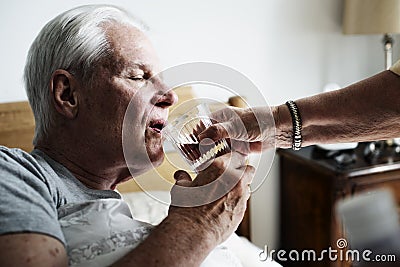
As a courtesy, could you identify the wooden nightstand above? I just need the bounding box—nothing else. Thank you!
[278,144,400,267]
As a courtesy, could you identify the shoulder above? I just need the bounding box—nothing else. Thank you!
[0,145,54,191]
[0,146,47,181]
[0,145,31,159]
[0,146,62,204]
[0,145,38,166]
[0,146,67,246]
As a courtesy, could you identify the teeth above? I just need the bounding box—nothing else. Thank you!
[192,140,230,169]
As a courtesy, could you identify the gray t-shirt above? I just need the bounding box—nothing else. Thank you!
[0,146,121,245]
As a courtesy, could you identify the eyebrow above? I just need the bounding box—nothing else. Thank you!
[126,62,150,70]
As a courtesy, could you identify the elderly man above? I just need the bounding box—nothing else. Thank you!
[0,5,254,267]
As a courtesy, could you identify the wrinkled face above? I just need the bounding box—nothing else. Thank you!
[78,23,177,175]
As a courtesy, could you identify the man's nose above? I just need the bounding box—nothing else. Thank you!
[152,80,178,108]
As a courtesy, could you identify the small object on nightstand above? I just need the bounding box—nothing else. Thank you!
[364,141,400,165]
[312,146,357,168]
[333,152,356,167]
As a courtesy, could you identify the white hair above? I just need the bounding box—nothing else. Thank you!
[24,4,147,144]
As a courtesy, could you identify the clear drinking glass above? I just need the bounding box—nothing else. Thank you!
[163,103,231,172]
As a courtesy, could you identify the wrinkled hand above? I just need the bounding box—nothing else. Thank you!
[169,152,254,245]
[198,106,276,153]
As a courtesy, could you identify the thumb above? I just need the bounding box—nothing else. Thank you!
[173,170,192,186]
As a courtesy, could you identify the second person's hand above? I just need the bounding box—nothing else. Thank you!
[198,106,276,153]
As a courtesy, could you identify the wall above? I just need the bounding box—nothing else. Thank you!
[1,0,399,249]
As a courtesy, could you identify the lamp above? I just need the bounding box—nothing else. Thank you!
[343,0,400,70]
[343,0,400,163]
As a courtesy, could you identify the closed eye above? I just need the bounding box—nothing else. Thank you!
[129,76,144,81]
[129,72,151,81]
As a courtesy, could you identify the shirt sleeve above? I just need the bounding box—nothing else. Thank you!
[0,147,65,245]
[389,59,400,76]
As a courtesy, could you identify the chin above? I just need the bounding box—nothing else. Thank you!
[144,130,165,167]
[146,146,164,167]
[152,152,164,167]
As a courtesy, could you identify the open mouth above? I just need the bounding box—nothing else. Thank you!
[149,120,165,134]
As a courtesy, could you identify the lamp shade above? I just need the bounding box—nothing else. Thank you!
[343,0,400,34]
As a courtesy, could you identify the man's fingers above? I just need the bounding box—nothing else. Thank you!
[213,151,247,170]
[193,152,247,187]
[237,165,255,185]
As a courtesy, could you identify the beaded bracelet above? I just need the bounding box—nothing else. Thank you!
[285,100,302,151]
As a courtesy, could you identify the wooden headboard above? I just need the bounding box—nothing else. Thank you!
[0,101,35,152]
[0,88,251,239]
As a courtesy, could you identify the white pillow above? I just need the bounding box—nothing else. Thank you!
[121,190,170,225]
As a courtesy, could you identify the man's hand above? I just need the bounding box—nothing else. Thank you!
[113,151,255,267]
[198,106,276,153]
[169,151,254,245]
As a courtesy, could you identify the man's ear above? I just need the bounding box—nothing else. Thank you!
[50,69,79,119]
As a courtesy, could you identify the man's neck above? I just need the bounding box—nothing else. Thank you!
[35,141,132,191]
